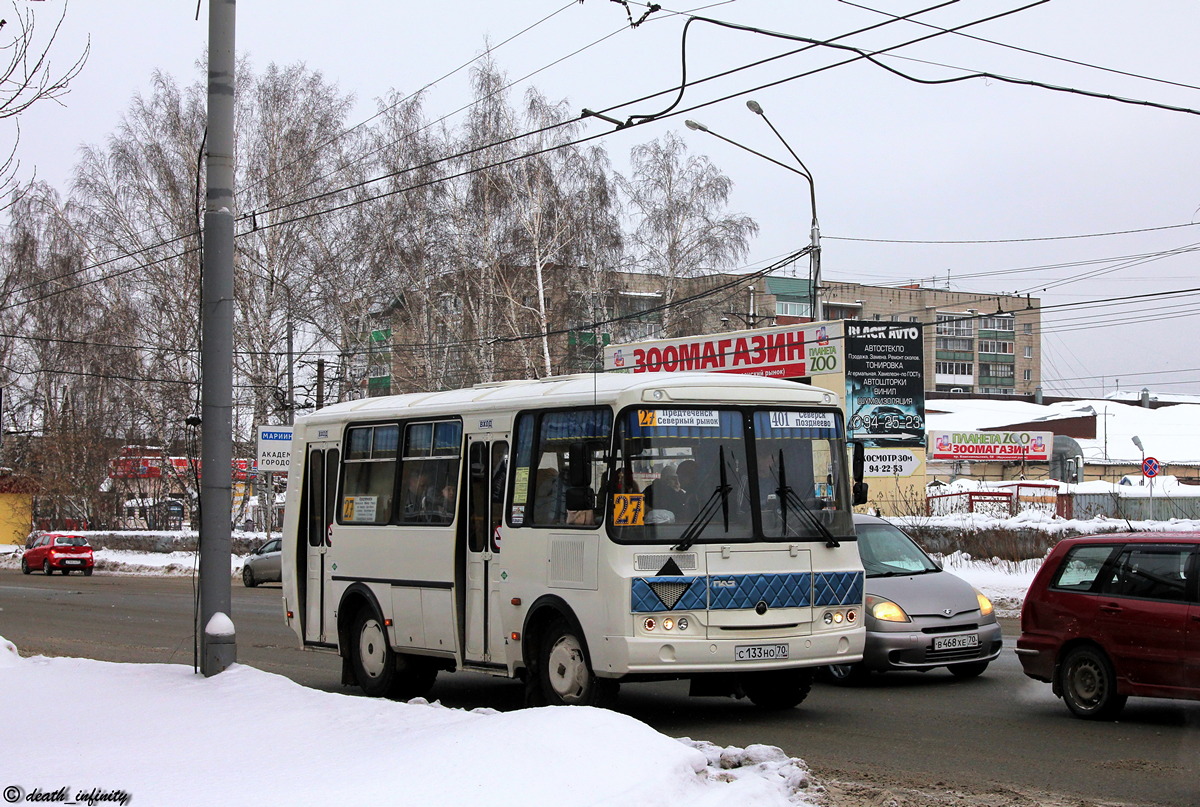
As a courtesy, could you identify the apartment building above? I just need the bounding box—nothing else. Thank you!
[821,281,1042,396]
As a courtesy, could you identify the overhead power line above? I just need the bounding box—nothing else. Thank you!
[825,221,1200,245]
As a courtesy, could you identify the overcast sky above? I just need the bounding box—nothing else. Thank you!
[13,0,1200,397]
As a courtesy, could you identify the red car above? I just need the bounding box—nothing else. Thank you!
[1016,533,1200,719]
[21,533,95,576]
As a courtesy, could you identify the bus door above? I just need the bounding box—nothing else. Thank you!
[303,443,339,644]
[464,437,508,663]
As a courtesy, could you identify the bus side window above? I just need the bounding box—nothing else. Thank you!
[397,420,462,525]
[341,424,398,525]
[513,409,611,528]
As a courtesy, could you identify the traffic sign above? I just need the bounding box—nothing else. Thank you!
[1142,456,1160,478]
[257,424,294,472]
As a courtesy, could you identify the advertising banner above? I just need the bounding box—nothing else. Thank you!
[844,321,925,447]
[603,322,842,379]
[863,448,923,478]
[929,430,1053,461]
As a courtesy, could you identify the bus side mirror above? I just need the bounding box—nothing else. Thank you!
[850,441,869,506]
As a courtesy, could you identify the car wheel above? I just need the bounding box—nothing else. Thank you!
[740,667,814,709]
[43,559,53,575]
[20,558,30,575]
[823,662,870,686]
[1059,646,1127,720]
[242,565,256,588]
[949,661,989,679]
[351,608,397,698]
[83,568,93,576]
[537,618,618,707]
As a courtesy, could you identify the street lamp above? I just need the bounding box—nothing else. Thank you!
[747,100,821,321]
[1132,435,1144,485]
[684,105,822,320]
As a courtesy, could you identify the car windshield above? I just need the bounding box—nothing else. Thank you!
[855,521,939,576]
[606,406,854,545]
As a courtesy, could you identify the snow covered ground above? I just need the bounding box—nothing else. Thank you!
[0,636,819,807]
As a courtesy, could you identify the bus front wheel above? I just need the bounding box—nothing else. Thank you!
[537,619,618,708]
[740,667,813,710]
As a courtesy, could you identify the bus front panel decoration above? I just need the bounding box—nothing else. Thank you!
[279,372,865,710]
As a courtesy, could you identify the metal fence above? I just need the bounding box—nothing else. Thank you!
[1068,493,1200,521]
[927,488,1200,521]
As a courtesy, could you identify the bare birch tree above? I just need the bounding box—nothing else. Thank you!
[616,131,757,335]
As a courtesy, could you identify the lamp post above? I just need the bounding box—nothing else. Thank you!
[685,104,822,320]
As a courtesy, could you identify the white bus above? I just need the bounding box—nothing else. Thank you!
[281,371,867,708]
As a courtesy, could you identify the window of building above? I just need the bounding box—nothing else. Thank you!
[978,340,1014,354]
[978,315,1015,331]
[775,301,811,318]
[935,361,973,376]
[1023,322,1033,334]
[936,313,973,337]
[1024,346,1033,359]
[824,305,860,320]
[935,336,973,352]
[979,363,1014,378]
[1023,369,1032,381]
[981,387,1015,395]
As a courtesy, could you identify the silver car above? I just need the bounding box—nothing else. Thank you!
[242,537,281,587]
[825,513,1002,684]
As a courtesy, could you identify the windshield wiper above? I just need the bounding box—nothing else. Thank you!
[774,449,840,548]
[674,446,731,551]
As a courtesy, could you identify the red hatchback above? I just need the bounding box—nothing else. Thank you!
[1017,533,1200,719]
[21,533,95,576]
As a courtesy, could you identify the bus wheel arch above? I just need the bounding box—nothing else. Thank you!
[338,585,393,696]
[521,597,618,708]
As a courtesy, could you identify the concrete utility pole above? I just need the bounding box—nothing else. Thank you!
[199,0,237,677]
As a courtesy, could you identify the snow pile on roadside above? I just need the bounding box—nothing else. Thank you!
[892,510,1200,536]
[0,637,821,807]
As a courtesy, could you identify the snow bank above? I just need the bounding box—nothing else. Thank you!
[0,637,821,807]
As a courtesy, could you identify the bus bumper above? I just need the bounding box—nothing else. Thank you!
[595,630,864,676]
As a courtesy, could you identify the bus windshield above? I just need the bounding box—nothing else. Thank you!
[606,406,854,545]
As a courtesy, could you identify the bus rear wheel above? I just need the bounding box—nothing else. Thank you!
[350,608,439,700]
[537,619,618,708]
[740,667,813,710]
[352,609,398,698]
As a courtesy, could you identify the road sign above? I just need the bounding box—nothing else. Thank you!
[1142,456,1160,478]
[257,425,294,472]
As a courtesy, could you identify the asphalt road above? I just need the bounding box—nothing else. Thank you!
[2,569,1198,806]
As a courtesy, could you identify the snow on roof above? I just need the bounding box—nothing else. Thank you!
[925,398,1200,465]
[1103,389,1200,405]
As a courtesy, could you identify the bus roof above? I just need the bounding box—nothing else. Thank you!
[298,372,840,431]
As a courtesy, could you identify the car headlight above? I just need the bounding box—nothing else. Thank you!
[866,594,910,623]
[975,588,994,617]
